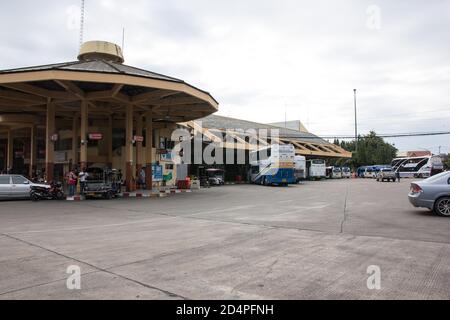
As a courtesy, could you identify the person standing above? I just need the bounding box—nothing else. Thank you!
[139,167,146,190]
[396,170,401,183]
[79,168,88,195]
[67,169,77,197]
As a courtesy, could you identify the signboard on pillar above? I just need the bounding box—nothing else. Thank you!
[134,136,144,143]
[152,164,163,182]
[50,134,59,142]
[89,133,103,141]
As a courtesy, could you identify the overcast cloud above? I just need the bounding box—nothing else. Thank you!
[1,0,449,153]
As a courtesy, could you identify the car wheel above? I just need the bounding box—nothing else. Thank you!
[105,191,113,200]
[434,197,450,217]
[31,193,39,202]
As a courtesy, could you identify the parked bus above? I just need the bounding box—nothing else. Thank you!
[342,167,351,179]
[326,166,343,179]
[307,159,326,180]
[249,144,296,186]
[294,156,307,182]
[331,167,343,179]
[391,156,444,178]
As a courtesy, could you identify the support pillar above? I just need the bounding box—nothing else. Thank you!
[145,110,153,190]
[29,125,36,178]
[80,100,88,170]
[72,114,79,168]
[45,100,55,182]
[7,129,13,173]
[125,105,134,192]
[107,115,113,168]
[136,113,143,174]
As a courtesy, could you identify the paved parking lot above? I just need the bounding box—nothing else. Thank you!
[1,179,449,300]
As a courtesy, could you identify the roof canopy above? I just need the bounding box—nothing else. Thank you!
[185,115,352,158]
[0,41,218,129]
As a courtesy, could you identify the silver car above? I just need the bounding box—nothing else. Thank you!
[408,171,450,217]
[0,175,49,200]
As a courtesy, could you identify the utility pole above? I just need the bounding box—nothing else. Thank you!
[79,0,85,48]
[354,89,358,153]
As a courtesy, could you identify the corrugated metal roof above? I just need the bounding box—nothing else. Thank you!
[197,115,328,144]
[0,59,184,83]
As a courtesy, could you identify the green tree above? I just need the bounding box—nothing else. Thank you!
[336,131,397,168]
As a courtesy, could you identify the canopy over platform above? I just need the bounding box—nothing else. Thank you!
[0,40,218,130]
[0,41,218,189]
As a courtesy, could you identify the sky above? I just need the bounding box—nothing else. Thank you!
[1,0,449,154]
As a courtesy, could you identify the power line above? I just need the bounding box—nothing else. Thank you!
[320,131,450,140]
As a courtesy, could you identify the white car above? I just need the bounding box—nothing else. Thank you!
[0,175,49,200]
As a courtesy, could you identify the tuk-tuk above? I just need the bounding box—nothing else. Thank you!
[84,167,122,199]
[206,169,225,186]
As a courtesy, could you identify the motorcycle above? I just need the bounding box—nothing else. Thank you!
[30,182,65,201]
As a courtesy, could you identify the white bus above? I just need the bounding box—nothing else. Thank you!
[331,167,343,179]
[391,155,444,178]
[342,167,351,179]
[249,144,296,186]
[294,156,307,182]
[307,159,326,180]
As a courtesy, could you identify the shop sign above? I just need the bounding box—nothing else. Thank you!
[161,152,173,161]
[55,151,68,163]
[89,133,103,141]
[50,134,59,142]
[134,136,144,143]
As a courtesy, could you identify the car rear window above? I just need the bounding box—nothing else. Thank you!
[0,176,10,184]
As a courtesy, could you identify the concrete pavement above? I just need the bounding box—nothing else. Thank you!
[0,179,449,299]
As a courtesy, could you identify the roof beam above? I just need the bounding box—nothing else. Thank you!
[0,83,70,99]
[85,84,124,101]
[54,80,85,99]
[0,88,47,104]
[132,90,178,104]
[0,97,44,107]
[158,96,201,107]
[113,92,131,104]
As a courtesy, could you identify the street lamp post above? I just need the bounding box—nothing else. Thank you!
[354,89,358,153]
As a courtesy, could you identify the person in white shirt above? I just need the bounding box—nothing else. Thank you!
[79,168,89,195]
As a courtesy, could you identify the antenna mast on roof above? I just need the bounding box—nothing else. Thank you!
[122,27,125,55]
[79,0,85,48]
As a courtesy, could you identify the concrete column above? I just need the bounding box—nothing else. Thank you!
[72,114,79,167]
[107,115,113,167]
[136,113,143,173]
[145,110,153,190]
[45,101,55,182]
[29,125,36,178]
[7,129,13,173]
[125,105,134,192]
[80,100,88,170]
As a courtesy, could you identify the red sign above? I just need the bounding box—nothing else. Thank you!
[89,133,103,141]
[134,135,144,143]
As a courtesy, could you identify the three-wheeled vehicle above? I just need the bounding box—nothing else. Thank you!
[84,167,122,199]
[206,169,225,186]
